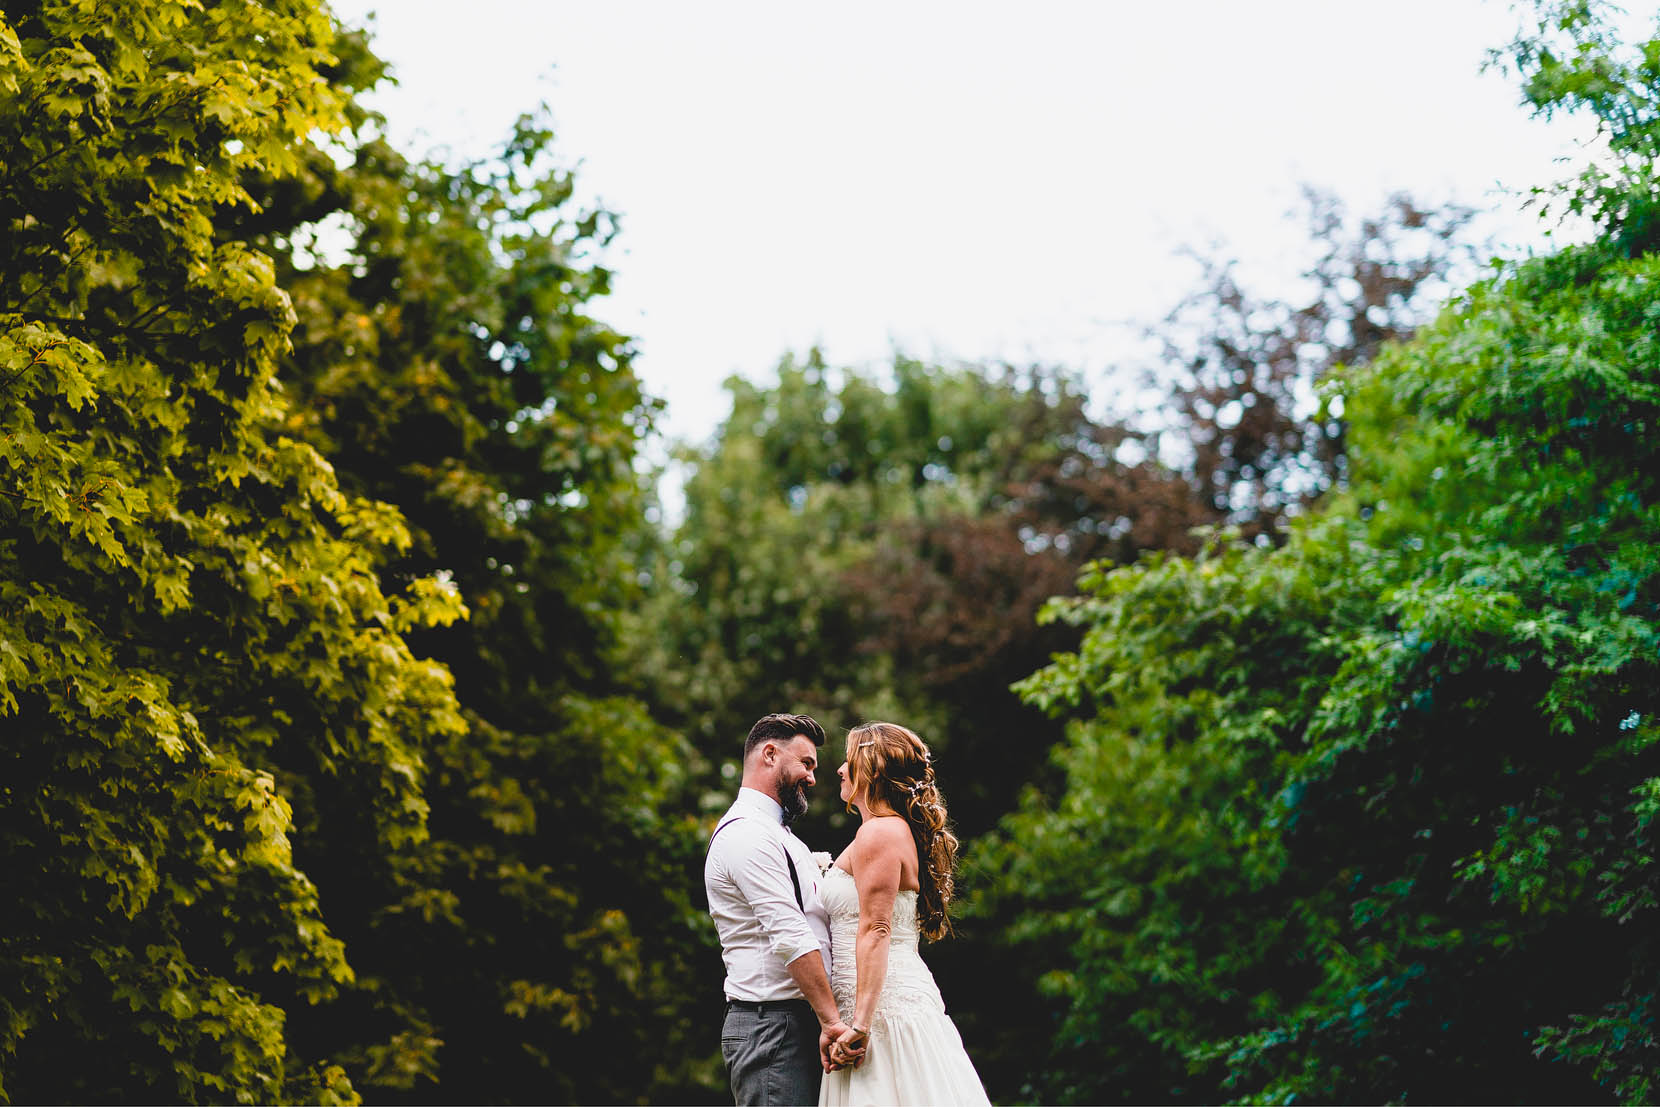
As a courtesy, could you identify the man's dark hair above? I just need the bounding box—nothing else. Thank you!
[744,713,827,759]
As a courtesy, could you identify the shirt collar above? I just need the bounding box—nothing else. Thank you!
[736,786,785,824]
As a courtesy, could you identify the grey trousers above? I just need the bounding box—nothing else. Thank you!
[721,998,820,1106]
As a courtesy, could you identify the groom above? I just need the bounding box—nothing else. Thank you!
[705,712,860,1105]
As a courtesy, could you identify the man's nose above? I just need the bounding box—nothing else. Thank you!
[804,771,816,786]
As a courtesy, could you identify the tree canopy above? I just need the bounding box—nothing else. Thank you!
[259,99,712,1105]
[0,1,461,1100]
[970,5,1660,1099]
[2,2,706,1102]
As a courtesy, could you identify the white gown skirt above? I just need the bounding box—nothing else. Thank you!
[819,1005,991,1106]
[817,868,990,1106]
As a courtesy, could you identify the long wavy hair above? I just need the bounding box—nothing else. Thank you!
[845,721,959,941]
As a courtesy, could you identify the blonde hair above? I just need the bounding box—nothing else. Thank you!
[845,722,959,941]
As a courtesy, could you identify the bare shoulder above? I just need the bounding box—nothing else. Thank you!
[851,816,919,892]
[853,815,912,853]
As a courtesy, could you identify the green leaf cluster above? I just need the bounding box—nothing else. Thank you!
[0,2,464,1101]
[1497,1,1660,255]
[980,218,1660,1104]
[256,100,715,1103]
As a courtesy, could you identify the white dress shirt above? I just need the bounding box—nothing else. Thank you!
[704,786,833,1002]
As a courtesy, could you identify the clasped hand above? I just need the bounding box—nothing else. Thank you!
[819,1020,869,1073]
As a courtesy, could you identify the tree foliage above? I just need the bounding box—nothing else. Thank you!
[0,2,463,1101]
[976,16,1660,1096]
[258,100,712,1104]
[1498,0,1660,255]
[2,3,712,1103]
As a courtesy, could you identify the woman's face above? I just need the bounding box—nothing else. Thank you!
[837,756,855,806]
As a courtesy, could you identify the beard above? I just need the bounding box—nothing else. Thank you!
[777,777,809,825]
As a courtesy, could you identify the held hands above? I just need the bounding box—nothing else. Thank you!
[820,1020,869,1073]
[817,1022,849,1073]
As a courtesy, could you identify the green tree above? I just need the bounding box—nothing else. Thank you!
[984,252,1660,1106]
[242,59,715,1107]
[0,1,465,1101]
[976,8,1660,1099]
[1498,0,1660,255]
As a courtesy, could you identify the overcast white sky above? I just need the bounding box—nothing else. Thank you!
[327,1,1606,448]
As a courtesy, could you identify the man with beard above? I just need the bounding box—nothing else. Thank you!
[705,713,857,1105]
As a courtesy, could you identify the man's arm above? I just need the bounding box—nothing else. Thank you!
[788,951,863,1072]
[718,826,859,1067]
[785,948,840,1027]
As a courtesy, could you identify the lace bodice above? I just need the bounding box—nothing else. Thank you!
[821,866,947,1028]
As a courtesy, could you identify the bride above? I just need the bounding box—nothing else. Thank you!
[818,722,990,1106]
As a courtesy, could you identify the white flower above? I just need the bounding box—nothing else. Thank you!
[811,851,834,875]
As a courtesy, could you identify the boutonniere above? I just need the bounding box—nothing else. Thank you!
[811,851,833,876]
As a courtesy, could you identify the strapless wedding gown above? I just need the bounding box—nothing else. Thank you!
[818,866,990,1106]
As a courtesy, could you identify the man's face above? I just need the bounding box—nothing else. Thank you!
[772,734,818,824]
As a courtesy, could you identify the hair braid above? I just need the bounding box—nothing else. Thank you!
[847,722,960,941]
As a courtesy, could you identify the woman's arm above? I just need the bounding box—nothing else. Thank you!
[846,819,910,1047]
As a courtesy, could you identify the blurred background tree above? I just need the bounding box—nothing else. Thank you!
[631,354,1200,839]
[1154,189,1477,541]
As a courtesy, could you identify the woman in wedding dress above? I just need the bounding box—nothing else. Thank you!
[818,722,990,1107]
